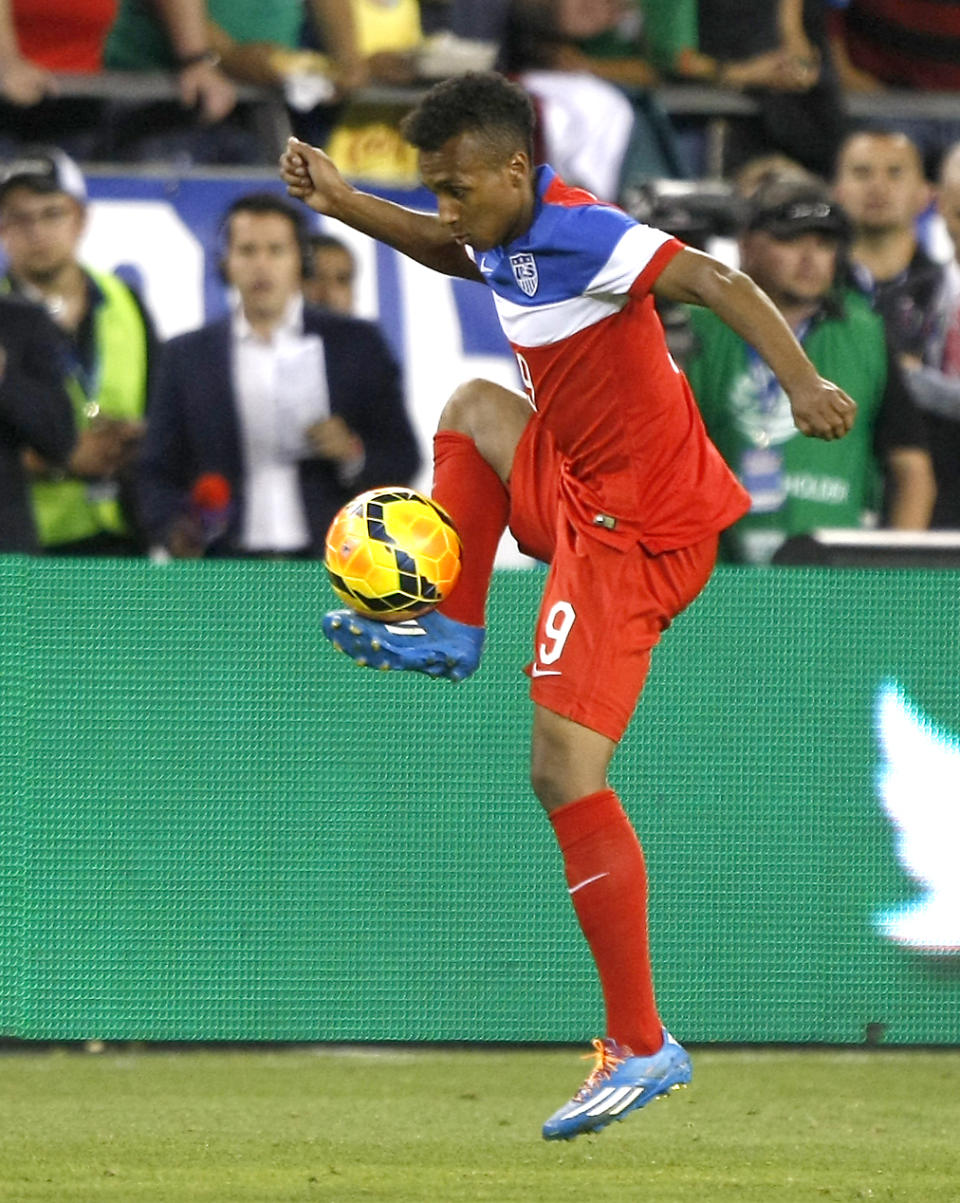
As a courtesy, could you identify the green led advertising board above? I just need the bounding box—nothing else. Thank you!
[2,559,958,1044]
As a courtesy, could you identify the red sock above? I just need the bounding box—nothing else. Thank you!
[432,430,508,628]
[549,788,663,1055]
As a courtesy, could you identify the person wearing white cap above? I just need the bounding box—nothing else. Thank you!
[0,147,158,554]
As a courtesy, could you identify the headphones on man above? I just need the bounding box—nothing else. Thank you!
[216,191,315,284]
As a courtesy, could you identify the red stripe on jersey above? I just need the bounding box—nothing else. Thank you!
[542,174,618,210]
[630,238,686,300]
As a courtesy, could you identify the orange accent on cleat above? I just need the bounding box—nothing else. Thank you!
[573,1038,629,1102]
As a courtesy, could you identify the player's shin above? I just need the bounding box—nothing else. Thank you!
[432,430,508,628]
[549,788,664,1056]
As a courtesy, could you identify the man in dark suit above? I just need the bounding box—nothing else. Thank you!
[138,192,420,558]
[0,295,75,552]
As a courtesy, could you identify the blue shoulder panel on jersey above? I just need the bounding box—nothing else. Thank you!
[479,166,637,308]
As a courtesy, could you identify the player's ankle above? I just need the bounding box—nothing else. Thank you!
[435,607,485,631]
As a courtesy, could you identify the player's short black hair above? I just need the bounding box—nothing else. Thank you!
[222,191,307,246]
[400,72,535,163]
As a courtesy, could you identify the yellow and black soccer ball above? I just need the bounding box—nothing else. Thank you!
[324,487,462,621]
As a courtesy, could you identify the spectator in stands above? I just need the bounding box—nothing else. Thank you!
[303,232,356,314]
[827,0,960,93]
[446,0,512,43]
[733,152,815,199]
[318,0,504,184]
[900,143,960,528]
[497,0,651,199]
[0,0,58,106]
[826,3,960,169]
[104,0,360,161]
[0,0,236,155]
[514,0,658,90]
[0,149,156,555]
[320,0,424,184]
[684,178,935,563]
[108,0,356,87]
[0,0,120,158]
[114,0,237,124]
[0,295,75,552]
[138,193,419,559]
[834,129,942,362]
[4,0,123,77]
[641,0,847,179]
[106,0,360,96]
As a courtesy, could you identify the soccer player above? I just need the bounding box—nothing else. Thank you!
[280,72,855,1141]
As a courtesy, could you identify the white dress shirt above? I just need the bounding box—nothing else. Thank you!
[232,294,328,552]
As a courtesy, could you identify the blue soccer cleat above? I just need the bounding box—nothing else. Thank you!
[542,1029,691,1141]
[322,609,485,682]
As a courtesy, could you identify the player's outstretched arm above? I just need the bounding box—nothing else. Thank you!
[654,246,857,442]
[279,136,481,282]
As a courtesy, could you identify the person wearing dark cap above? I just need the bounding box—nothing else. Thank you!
[683,177,935,564]
[0,148,158,554]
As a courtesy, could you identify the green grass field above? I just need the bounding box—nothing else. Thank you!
[2,1046,959,1203]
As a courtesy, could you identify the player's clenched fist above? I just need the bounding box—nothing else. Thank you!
[279,136,351,217]
[789,377,858,442]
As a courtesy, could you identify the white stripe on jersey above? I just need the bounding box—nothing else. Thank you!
[491,223,674,348]
[493,289,627,347]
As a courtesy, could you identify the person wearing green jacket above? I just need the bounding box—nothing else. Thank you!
[684,177,935,563]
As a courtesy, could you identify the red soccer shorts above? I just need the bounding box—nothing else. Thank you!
[508,414,718,742]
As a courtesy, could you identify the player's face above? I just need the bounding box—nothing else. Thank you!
[834,135,929,234]
[419,131,534,252]
[740,230,839,309]
[0,187,85,283]
[938,174,960,258]
[303,245,355,314]
[224,212,303,322]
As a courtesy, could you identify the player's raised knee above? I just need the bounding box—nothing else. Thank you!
[438,378,506,433]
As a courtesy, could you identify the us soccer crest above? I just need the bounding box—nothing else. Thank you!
[509,252,539,297]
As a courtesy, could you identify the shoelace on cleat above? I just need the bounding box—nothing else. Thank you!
[572,1039,627,1102]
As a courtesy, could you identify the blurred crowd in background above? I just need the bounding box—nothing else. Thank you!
[1,0,960,565]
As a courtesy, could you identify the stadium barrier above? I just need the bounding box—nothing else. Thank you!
[3,558,960,1044]
[49,72,960,161]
